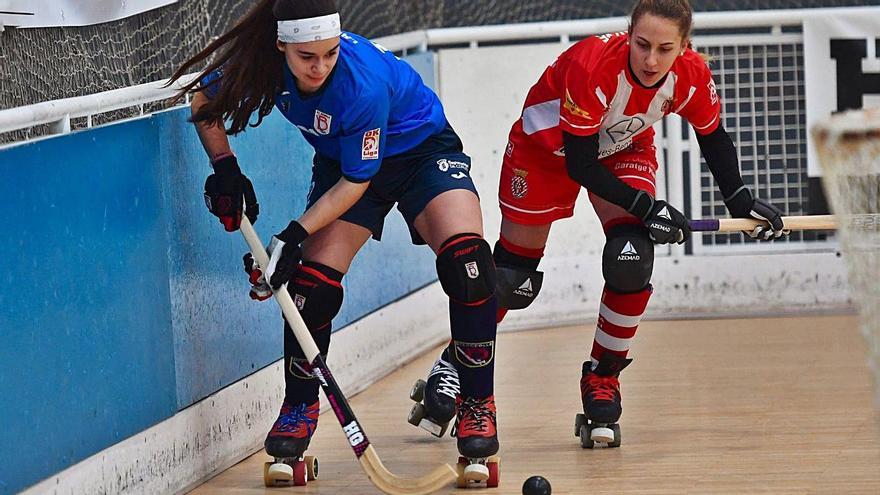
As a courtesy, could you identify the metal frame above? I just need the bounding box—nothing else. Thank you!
[0,6,869,255]
[2,7,873,141]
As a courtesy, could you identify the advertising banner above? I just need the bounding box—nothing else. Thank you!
[0,0,178,28]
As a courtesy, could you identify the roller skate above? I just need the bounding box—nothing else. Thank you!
[454,395,500,488]
[407,347,459,437]
[574,354,631,448]
[263,400,320,487]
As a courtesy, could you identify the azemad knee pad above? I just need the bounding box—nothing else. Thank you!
[289,262,344,330]
[436,233,496,304]
[602,224,654,293]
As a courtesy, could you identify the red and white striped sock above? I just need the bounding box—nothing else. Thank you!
[590,285,652,369]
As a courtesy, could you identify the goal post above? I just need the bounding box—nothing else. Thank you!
[811,108,880,405]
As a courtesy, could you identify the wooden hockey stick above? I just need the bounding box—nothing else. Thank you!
[689,214,840,232]
[239,216,456,494]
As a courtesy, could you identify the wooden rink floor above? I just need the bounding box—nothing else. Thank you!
[190,315,880,494]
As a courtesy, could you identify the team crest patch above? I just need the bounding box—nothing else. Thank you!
[314,109,332,135]
[465,261,480,279]
[289,357,316,380]
[453,340,495,368]
[362,128,381,160]
[511,168,528,199]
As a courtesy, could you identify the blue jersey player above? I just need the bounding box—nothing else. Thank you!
[170,0,499,486]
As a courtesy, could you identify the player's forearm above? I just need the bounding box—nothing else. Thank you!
[562,131,641,212]
[298,178,370,235]
[191,91,233,161]
[695,124,745,201]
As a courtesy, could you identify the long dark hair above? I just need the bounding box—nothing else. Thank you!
[168,0,338,135]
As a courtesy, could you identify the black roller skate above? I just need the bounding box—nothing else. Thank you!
[263,400,320,486]
[574,354,631,448]
[454,395,500,488]
[407,347,459,437]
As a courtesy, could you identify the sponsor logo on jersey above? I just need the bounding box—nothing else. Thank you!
[563,88,591,120]
[362,128,381,160]
[453,340,495,368]
[511,168,529,199]
[314,109,332,135]
[465,261,480,279]
[708,78,718,105]
[618,241,641,261]
[606,116,646,143]
[505,140,514,157]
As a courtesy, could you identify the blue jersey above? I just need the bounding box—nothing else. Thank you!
[201,32,447,182]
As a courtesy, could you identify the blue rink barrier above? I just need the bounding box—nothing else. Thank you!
[0,106,436,494]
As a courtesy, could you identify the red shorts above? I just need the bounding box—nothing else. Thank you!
[498,136,658,229]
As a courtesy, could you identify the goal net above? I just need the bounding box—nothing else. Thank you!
[812,108,880,405]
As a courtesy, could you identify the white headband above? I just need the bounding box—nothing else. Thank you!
[277,13,341,43]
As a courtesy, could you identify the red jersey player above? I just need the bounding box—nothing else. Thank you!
[462,0,788,448]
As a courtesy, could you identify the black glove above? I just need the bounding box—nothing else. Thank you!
[628,190,691,245]
[265,220,309,290]
[204,155,259,232]
[724,187,789,240]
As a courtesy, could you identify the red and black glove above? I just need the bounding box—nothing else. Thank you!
[243,253,272,301]
[204,155,259,232]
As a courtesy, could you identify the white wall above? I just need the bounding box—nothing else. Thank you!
[437,42,852,330]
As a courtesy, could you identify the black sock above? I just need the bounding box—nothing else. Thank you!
[449,295,498,398]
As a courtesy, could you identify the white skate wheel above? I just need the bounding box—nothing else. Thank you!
[266,462,293,485]
[591,426,615,444]
[463,462,489,482]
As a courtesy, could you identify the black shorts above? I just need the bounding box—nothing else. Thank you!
[307,122,479,244]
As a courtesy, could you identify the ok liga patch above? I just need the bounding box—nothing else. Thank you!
[453,340,495,368]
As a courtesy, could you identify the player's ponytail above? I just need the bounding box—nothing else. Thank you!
[170,0,339,135]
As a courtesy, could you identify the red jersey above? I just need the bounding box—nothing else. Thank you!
[509,32,720,159]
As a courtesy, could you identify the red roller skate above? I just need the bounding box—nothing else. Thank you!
[454,395,500,488]
[575,354,631,448]
[263,400,320,487]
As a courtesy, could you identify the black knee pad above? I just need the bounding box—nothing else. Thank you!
[436,233,496,304]
[288,261,344,330]
[602,224,654,293]
[492,240,543,310]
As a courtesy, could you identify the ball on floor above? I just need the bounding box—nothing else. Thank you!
[522,475,551,495]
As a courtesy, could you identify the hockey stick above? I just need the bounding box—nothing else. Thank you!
[238,216,456,495]
[689,214,841,232]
